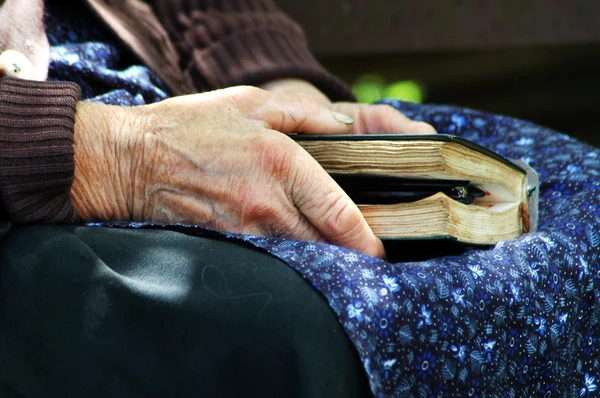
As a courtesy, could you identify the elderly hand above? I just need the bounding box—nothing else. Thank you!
[71,86,385,258]
[261,78,437,135]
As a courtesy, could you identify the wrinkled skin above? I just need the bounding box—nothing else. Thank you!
[72,85,436,258]
[261,78,437,136]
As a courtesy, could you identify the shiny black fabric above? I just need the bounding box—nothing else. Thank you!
[0,225,369,397]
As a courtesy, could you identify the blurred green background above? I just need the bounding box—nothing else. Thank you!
[277,0,600,146]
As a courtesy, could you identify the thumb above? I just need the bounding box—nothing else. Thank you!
[330,102,437,135]
[291,151,386,258]
[253,92,355,135]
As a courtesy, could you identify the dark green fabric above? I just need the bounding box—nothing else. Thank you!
[0,225,370,398]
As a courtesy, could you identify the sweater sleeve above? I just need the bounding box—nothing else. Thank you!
[147,0,355,102]
[0,77,81,225]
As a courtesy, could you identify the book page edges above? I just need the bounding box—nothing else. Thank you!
[359,193,522,244]
[298,140,524,198]
[297,137,539,242]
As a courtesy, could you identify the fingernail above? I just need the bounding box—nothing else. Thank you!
[332,111,354,125]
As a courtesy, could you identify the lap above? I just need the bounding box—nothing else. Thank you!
[0,225,369,398]
[238,101,600,397]
[3,101,596,397]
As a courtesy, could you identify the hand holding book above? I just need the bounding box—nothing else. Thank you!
[261,78,437,135]
[71,86,387,258]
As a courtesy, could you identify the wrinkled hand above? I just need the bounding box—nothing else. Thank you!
[71,86,385,258]
[261,78,437,135]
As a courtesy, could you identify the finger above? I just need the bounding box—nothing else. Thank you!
[231,210,327,243]
[252,92,355,135]
[236,189,327,243]
[330,103,437,135]
[259,212,327,243]
[145,184,327,244]
[260,78,332,106]
[291,149,386,258]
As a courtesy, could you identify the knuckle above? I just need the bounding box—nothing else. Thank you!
[373,103,399,115]
[373,103,395,111]
[229,85,262,97]
[252,133,298,180]
[369,103,397,116]
[292,92,313,105]
[287,93,320,131]
[290,92,318,113]
[285,108,307,132]
[227,85,266,108]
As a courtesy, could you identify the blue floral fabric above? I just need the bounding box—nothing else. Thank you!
[44,3,600,396]
[92,103,600,398]
[228,101,600,398]
[45,1,169,104]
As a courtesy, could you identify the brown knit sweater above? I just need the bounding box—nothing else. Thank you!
[0,0,354,227]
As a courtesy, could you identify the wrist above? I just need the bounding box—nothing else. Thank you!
[71,102,134,221]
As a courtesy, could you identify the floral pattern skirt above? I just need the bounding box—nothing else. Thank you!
[95,101,600,397]
[48,5,600,396]
[225,100,600,398]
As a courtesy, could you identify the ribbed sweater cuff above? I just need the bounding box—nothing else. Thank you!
[0,78,81,224]
[188,26,356,102]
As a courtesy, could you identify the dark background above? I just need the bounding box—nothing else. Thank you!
[277,0,600,146]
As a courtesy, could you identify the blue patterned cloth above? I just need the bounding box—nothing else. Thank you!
[45,3,600,397]
[238,102,600,398]
[91,104,600,398]
[45,1,169,104]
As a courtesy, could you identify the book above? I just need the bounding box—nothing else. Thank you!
[293,134,539,245]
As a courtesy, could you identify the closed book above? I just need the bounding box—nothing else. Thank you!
[293,134,539,245]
